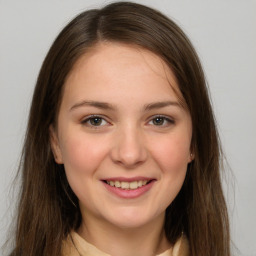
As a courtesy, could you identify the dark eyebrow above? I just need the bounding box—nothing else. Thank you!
[70,100,116,111]
[70,100,181,112]
[144,101,181,111]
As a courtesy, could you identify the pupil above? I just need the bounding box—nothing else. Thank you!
[153,117,164,125]
[91,118,102,126]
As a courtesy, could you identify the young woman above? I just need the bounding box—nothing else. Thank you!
[9,2,230,256]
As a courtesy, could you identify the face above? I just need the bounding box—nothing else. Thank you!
[50,43,193,230]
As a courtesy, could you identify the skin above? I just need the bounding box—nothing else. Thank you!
[50,42,193,256]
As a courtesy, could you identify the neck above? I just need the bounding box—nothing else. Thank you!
[77,212,171,256]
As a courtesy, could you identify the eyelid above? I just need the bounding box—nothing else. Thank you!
[81,114,111,127]
[80,114,175,128]
[147,115,175,126]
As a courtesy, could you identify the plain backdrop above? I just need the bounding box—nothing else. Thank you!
[0,0,255,255]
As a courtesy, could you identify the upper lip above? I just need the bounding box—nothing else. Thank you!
[102,176,155,182]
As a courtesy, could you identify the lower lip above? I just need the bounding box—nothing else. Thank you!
[102,181,155,199]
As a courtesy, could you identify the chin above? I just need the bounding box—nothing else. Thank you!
[104,208,163,230]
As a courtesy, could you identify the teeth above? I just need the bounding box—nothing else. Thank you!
[121,182,129,189]
[129,181,138,189]
[115,181,121,188]
[106,180,149,190]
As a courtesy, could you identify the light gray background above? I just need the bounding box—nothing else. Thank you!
[0,0,255,255]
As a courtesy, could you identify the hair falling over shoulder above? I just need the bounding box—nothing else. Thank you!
[7,2,230,256]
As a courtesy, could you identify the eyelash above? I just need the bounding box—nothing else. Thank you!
[81,115,175,128]
[81,115,110,128]
[148,115,175,127]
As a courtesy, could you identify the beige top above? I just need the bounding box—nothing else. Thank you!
[62,231,189,256]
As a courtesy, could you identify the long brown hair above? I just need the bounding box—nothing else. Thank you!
[9,2,230,256]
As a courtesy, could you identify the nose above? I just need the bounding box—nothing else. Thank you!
[110,125,148,168]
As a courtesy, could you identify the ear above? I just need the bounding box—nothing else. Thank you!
[49,125,63,164]
[188,152,195,163]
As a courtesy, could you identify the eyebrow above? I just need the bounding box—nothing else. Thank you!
[70,100,116,111]
[144,101,181,111]
[69,100,181,112]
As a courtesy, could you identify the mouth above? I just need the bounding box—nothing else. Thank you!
[101,177,156,198]
[103,179,153,190]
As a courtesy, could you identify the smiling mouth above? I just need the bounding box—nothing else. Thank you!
[104,180,153,190]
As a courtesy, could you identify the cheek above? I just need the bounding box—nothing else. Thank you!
[59,134,110,204]
[152,136,190,206]
[150,135,191,174]
[59,133,108,177]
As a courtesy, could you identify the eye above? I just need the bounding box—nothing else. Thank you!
[81,115,109,127]
[148,115,174,127]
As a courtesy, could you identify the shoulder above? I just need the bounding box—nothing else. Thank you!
[158,235,189,256]
[61,233,80,256]
[61,231,111,256]
[172,235,189,256]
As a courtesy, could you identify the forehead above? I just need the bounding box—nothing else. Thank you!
[63,42,184,106]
